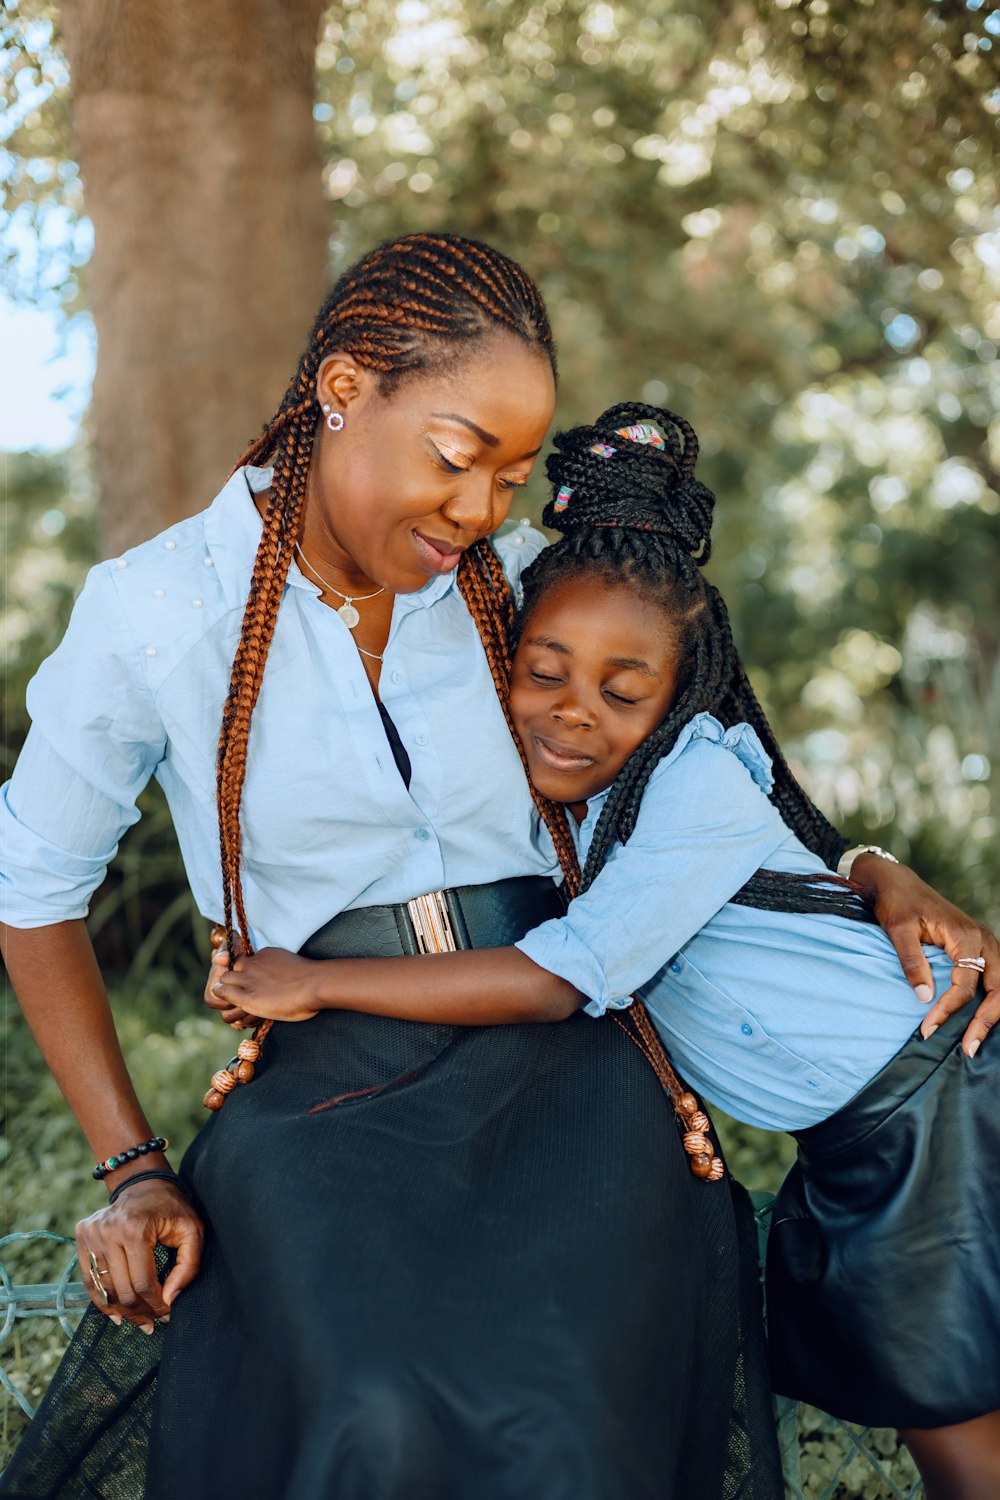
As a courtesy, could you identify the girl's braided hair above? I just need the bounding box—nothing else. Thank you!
[215,232,584,961]
[519,402,866,922]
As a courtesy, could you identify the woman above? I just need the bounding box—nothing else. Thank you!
[0,233,992,1500]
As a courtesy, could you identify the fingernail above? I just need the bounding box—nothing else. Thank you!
[213,981,224,993]
[969,1038,981,1058]
[140,1323,155,1335]
[110,1315,122,1326]
[915,984,933,1004]
[921,1023,938,1040]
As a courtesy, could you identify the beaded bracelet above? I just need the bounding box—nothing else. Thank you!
[107,1169,185,1206]
[92,1136,169,1181]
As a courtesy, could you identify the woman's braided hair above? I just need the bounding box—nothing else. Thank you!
[519,402,867,923]
[216,232,579,963]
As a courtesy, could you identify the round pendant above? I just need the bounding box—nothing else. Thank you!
[338,602,361,629]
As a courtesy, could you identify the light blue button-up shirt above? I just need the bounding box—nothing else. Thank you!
[1,468,556,951]
[517,713,955,1132]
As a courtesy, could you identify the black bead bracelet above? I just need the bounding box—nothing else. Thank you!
[92,1136,169,1180]
[107,1169,186,1206]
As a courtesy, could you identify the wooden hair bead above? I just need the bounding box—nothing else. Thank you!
[210,1068,237,1095]
[236,1038,262,1062]
[210,924,226,950]
[682,1131,711,1156]
[688,1111,710,1134]
[203,1088,226,1111]
[678,1093,699,1117]
[690,1153,714,1179]
[707,1157,725,1182]
[234,1060,255,1084]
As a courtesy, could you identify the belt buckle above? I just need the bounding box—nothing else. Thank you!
[406,891,459,953]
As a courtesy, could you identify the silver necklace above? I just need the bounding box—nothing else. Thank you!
[295,542,385,630]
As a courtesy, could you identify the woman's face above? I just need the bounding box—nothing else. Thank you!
[307,335,556,592]
[509,576,681,813]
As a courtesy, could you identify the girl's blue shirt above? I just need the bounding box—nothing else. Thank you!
[516,712,955,1132]
[1,468,556,951]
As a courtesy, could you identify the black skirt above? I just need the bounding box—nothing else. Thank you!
[766,995,1000,1429]
[3,880,781,1499]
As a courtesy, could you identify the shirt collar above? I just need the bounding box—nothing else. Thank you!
[203,465,460,612]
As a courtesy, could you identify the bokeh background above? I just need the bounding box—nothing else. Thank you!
[2,0,998,1480]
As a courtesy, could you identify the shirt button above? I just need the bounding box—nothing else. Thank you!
[145,646,157,658]
[414,828,430,842]
[669,959,682,974]
[511,533,525,547]
[153,588,165,599]
[391,670,404,685]
[741,1023,753,1037]
[203,556,215,568]
[415,733,429,746]
[164,540,176,551]
[114,558,128,569]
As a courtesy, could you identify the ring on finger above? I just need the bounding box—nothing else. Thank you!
[956,956,987,973]
[88,1250,111,1305]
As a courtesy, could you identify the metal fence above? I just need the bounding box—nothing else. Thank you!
[1,1228,924,1497]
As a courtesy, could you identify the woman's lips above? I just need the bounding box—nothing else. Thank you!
[412,529,464,575]
[530,734,597,773]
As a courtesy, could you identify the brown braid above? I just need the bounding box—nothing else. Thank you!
[457,540,722,1181]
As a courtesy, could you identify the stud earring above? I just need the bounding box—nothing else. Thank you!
[326,410,345,432]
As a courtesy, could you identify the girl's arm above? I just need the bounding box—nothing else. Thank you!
[207,942,583,1026]
[2,920,205,1328]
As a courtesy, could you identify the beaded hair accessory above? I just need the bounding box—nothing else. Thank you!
[615,421,665,449]
[553,484,573,512]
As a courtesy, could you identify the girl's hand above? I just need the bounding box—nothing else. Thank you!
[853,855,1000,1056]
[207,946,320,1023]
[76,1178,204,1332]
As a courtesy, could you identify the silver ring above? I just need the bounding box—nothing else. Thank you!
[955,956,987,973]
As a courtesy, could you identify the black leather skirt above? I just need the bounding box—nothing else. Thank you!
[2,877,781,1499]
[766,994,1000,1429]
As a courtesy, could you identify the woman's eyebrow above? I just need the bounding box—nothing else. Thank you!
[432,412,500,447]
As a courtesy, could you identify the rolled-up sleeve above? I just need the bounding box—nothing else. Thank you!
[515,734,791,1014]
[1,564,166,927]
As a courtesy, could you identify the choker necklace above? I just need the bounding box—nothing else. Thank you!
[295,542,385,630]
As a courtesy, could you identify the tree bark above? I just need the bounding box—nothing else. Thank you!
[62,0,329,554]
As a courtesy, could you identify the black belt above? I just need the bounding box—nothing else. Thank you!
[300,876,565,961]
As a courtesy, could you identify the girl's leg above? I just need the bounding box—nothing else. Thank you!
[900,1410,1000,1500]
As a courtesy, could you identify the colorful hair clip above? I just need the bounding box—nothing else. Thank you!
[589,442,617,458]
[616,423,665,450]
[554,485,572,512]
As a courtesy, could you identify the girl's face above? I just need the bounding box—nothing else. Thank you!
[510,576,682,813]
[306,334,555,593]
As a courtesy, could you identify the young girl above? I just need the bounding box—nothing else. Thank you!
[210,404,999,1500]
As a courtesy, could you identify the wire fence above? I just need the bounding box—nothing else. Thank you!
[1,1227,924,1497]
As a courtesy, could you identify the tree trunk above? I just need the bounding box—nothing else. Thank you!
[62,0,329,554]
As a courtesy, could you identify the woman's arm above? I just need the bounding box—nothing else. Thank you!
[207,942,583,1026]
[851,855,1000,1054]
[2,920,205,1328]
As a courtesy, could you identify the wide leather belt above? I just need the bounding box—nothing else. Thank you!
[301,875,565,962]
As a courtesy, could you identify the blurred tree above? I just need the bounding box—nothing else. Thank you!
[7,0,330,551]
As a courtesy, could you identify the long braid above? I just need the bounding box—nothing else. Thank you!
[456,544,580,892]
[202,232,557,1112]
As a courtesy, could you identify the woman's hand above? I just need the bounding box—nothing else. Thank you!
[206,946,320,1023]
[76,1178,204,1332]
[853,854,1000,1055]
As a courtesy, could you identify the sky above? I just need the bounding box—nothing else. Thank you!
[0,292,95,451]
